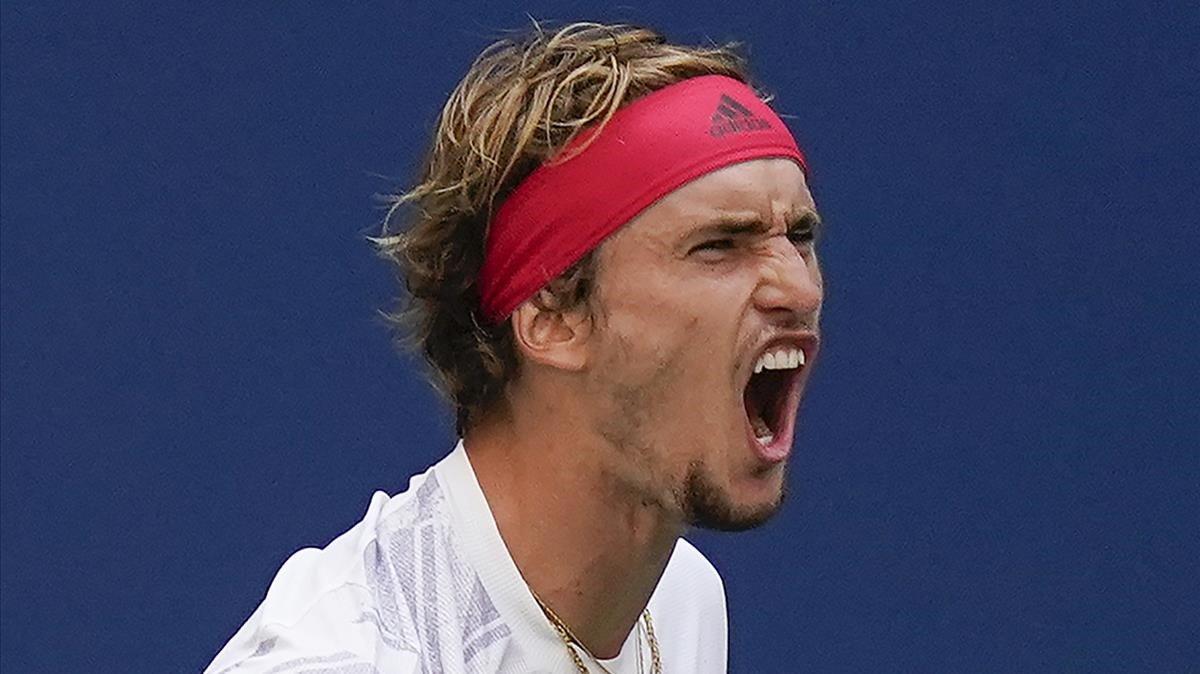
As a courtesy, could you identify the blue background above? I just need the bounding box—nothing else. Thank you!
[2,2,1197,672]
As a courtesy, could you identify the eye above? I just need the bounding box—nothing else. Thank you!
[690,238,735,254]
[787,227,815,246]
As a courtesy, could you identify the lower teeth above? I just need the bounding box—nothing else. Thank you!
[752,415,773,443]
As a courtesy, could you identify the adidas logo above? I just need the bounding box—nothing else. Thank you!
[709,94,771,137]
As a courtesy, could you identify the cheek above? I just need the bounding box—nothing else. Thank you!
[600,285,705,364]
[594,266,743,418]
[807,251,824,286]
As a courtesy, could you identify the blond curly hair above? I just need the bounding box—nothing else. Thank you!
[374,22,753,434]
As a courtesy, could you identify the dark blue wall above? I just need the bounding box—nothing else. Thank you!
[2,2,1197,672]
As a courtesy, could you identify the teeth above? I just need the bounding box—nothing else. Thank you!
[753,347,806,374]
[751,415,773,443]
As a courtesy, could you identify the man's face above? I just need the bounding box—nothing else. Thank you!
[584,158,823,531]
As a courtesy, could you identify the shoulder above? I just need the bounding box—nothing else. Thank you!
[205,470,445,673]
[649,537,728,623]
[647,537,728,671]
[662,537,727,616]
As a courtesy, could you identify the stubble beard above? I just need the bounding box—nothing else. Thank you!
[599,441,789,533]
[591,350,788,532]
[599,404,789,532]
[679,459,788,532]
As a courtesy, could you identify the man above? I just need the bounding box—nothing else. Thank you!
[208,21,822,674]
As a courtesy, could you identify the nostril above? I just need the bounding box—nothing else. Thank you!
[752,262,822,317]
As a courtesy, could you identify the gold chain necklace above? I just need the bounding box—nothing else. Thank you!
[532,592,663,674]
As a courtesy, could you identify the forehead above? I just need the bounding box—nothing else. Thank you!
[623,158,815,241]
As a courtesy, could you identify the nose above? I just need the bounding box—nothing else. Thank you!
[751,238,823,322]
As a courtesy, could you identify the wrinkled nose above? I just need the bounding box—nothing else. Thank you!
[751,239,823,324]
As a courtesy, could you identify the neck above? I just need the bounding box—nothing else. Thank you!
[463,400,682,659]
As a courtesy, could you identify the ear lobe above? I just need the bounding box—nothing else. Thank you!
[510,294,592,372]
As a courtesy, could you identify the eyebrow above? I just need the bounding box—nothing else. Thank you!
[689,208,824,240]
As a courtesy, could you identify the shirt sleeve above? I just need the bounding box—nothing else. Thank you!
[205,493,423,674]
[204,584,421,673]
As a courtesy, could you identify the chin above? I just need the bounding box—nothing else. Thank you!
[680,461,788,532]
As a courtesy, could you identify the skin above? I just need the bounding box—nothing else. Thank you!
[465,158,823,659]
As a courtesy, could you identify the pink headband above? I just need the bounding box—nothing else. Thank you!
[478,75,807,323]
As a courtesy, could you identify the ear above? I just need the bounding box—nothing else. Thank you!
[510,291,593,372]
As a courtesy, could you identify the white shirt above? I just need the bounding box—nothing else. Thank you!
[206,441,728,673]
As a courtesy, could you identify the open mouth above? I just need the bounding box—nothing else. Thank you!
[745,369,794,444]
[741,339,816,462]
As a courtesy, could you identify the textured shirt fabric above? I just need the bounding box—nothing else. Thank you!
[206,441,729,673]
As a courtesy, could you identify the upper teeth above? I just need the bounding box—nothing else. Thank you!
[754,347,805,374]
